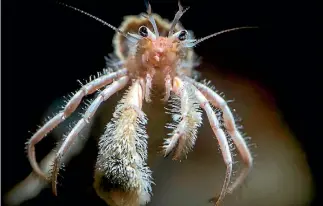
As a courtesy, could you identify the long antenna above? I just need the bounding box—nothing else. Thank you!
[57,2,138,41]
[184,26,258,47]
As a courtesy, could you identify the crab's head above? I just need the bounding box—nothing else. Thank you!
[135,25,191,72]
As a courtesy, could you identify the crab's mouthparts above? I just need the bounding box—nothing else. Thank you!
[153,55,160,62]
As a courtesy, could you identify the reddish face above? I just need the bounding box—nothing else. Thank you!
[142,36,180,68]
[113,15,196,81]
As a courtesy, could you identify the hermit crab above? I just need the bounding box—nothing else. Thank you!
[26,1,255,206]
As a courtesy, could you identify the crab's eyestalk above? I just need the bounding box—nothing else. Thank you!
[138,25,156,40]
[171,30,189,41]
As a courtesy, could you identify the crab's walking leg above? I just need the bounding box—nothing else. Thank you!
[5,124,91,206]
[164,80,189,157]
[183,76,253,194]
[51,76,129,195]
[27,69,127,180]
[174,77,232,206]
[163,78,202,159]
[193,90,232,206]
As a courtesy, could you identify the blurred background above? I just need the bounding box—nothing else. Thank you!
[2,0,319,205]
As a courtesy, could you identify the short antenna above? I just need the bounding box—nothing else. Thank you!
[168,1,190,37]
[143,0,160,37]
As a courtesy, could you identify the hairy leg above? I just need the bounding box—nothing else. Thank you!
[51,76,129,195]
[176,77,232,206]
[27,69,127,180]
[163,77,202,159]
[94,80,153,206]
[183,76,253,194]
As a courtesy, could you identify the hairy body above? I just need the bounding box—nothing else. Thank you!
[26,2,256,206]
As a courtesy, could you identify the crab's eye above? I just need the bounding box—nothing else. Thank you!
[138,26,149,37]
[178,30,188,41]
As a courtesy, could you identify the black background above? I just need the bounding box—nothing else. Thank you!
[2,0,320,205]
